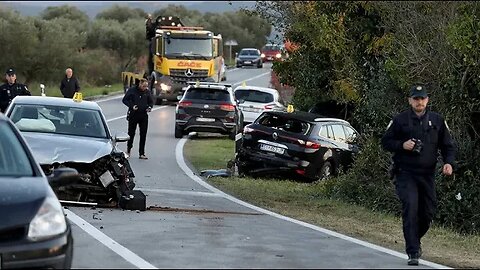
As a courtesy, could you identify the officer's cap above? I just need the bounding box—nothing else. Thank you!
[5,68,15,75]
[410,85,428,98]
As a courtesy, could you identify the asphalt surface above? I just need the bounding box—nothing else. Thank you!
[66,63,447,269]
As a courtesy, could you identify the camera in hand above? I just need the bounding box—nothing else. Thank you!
[411,138,423,154]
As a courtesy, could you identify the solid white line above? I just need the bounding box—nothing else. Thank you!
[106,106,168,123]
[65,209,157,269]
[138,187,223,197]
[232,71,271,87]
[175,138,451,269]
[95,94,123,103]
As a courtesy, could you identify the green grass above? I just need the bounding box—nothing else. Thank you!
[184,137,480,268]
[27,82,123,98]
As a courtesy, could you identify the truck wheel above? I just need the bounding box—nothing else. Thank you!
[175,125,183,138]
[155,97,163,105]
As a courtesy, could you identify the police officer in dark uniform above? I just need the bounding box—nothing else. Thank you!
[0,68,31,113]
[122,78,153,160]
[381,85,456,266]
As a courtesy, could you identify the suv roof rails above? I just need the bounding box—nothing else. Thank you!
[314,117,350,124]
[186,81,232,88]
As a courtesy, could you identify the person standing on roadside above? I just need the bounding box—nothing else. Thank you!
[381,84,456,266]
[0,68,31,113]
[122,78,153,160]
[60,68,81,98]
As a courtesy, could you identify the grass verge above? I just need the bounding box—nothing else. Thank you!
[27,82,123,98]
[184,136,480,268]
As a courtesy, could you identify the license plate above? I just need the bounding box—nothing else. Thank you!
[196,117,215,122]
[260,143,285,154]
[243,107,260,112]
[244,61,252,64]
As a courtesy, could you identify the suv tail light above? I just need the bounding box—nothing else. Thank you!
[264,105,273,110]
[220,103,235,111]
[178,101,192,108]
[297,139,321,149]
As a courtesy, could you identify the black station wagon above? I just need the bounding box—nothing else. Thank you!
[237,110,360,181]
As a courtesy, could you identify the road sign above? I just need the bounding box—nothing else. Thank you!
[225,40,238,46]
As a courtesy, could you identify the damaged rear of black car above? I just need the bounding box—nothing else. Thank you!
[6,96,135,205]
[237,110,360,181]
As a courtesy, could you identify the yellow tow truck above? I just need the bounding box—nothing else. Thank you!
[122,16,226,105]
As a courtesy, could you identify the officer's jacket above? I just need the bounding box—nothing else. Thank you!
[122,85,153,115]
[381,109,456,173]
[0,82,31,113]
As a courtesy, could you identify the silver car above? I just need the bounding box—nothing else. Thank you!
[234,86,285,124]
[5,96,135,204]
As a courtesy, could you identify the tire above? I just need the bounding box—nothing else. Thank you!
[221,75,227,81]
[236,64,242,68]
[154,96,163,105]
[228,125,237,140]
[316,161,333,181]
[175,125,183,138]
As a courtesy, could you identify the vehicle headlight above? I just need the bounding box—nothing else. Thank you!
[275,53,282,58]
[28,196,67,241]
[160,83,171,91]
[261,53,265,58]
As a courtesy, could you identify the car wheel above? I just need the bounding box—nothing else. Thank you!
[236,64,242,68]
[316,161,333,181]
[154,96,163,105]
[228,126,238,140]
[175,125,183,138]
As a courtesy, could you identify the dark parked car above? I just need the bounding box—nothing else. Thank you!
[175,82,243,139]
[236,48,263,68]
[5,96,135,204]
[0,114,73,269]
[237,111,359,181]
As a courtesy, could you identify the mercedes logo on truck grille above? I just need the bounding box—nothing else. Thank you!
[185,68,194,77]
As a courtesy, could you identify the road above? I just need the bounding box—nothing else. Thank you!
[66,64,447,269]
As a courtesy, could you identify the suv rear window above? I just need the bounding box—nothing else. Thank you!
[256,113,310,135]
[235,90,274,103]
[184,88,231,102]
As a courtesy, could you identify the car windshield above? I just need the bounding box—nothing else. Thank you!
[164,38,213,58]
[10,104,108,138]
[0,123,33,177]
[235,89,274,103]
[184,88,231,102]
[239,49,260,56]
[257,113,311,135]
[263,45,280,51]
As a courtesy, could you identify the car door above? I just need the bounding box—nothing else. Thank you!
[343,125,360,167]
[330,124,350,169]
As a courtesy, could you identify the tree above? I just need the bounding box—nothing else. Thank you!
[96,4,147,23]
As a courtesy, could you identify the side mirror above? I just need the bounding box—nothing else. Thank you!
[48,167,79,188]
[113,131,130,142]
[235,52,238,57]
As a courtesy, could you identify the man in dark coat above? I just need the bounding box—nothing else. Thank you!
[60,68,81,98]
[0,68,31,113]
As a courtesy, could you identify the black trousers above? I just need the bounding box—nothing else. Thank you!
[127,113,148,155]
[394,170,437,255]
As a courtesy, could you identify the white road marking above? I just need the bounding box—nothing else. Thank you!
[175,138,451,269]
[106,106,168,123]
[65,209,157,269]
[95,94,123,103]
[232,71,271,87]
[138,187,223,197]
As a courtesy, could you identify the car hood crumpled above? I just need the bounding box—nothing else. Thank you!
[23,132,113,164]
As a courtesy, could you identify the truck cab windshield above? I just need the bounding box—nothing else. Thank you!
[165,38,213,59]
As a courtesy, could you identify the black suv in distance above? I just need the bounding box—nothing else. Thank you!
[175,82,243,139]
[237,111,359,181]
